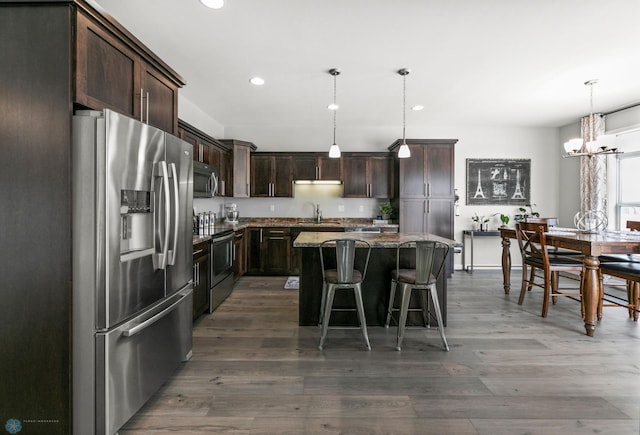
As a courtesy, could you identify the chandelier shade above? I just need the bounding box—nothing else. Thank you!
[562,80,622,158]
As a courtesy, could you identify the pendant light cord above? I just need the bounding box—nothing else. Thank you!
[333,72,337,145]
[402,72,406,143]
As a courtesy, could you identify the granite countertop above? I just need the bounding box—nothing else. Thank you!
[292,231,456,248]
[193,218,399,244]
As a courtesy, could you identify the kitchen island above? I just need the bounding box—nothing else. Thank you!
[293,231,456,326]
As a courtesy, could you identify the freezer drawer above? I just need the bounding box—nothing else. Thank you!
[96,286,193,435]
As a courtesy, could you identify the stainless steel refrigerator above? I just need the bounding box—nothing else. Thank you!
[72,110,194,435]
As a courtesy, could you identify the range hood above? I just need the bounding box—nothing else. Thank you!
[293,179,342,185]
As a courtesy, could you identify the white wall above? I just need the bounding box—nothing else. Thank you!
[178,94,225,139]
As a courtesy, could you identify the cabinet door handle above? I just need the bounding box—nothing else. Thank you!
[270,230,284,234]
[146,91,150,123]
[427,183,431,196]
[260,228,263,243]
[270,237,285,240]
[140,88,144,122]
[316,166,319,180]
[426,200,430,214]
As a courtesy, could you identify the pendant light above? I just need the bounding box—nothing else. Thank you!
[397,68,411,159]
[562,79,622,158]
[328,68,341,158]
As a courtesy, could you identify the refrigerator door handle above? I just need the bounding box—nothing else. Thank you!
[153,161,171,270]
[167,163,179,266]
[121,290,189,337]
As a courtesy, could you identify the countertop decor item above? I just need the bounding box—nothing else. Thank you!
[500,213,510,226]
[379,202,394,220]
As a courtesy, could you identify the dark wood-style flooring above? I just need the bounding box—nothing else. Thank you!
[121,271,640,434]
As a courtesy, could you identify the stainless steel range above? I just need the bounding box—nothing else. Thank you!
[209,228,234,312]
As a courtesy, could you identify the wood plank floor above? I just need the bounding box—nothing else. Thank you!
[121,271,640,434]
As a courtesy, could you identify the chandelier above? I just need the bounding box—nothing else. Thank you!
[563,80,622,158]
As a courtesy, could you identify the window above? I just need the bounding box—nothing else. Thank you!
[616,151,640,229]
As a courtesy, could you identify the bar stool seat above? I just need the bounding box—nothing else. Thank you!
[318,239,372,351]
[385,240,450,351]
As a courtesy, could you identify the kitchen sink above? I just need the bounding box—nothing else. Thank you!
[296,220,341,225]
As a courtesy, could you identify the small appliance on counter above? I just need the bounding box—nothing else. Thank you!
[195,211,216,235]
[224,203,239,223]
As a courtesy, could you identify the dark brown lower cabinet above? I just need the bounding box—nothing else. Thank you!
[248,227,292,275]
[233,229,247,279]
[193,241,210,320]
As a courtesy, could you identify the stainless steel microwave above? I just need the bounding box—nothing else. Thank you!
[193,161,218,197]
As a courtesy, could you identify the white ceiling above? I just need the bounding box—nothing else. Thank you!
[96,0,640,151]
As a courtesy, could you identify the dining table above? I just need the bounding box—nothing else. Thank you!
[499,226,640,336]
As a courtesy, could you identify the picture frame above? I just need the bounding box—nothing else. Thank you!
[466,158,531,205]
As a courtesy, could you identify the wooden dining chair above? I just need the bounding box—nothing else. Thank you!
[524,217,580,256]
[515,222,584,317]
[599,220,640,320]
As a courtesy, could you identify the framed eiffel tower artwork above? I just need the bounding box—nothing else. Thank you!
[465,158,531,205]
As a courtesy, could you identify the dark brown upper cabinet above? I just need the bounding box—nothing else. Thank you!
[389,139,457,235]
[342,154,393,198]
[251,154,293,197]
[75,9,183,134]
[220,140,257,198]
[292,153,342,181]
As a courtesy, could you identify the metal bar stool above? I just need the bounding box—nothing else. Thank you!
[318,239,371,351]
[385,240,450,351]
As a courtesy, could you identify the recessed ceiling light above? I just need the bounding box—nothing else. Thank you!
[249,77,265,86]
[199,0,224,9]
[327,103,339,110]
[411,105,424,111]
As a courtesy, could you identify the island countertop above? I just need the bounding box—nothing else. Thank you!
[293,231,456,248]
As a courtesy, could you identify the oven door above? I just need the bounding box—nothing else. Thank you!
[211,232,233,286]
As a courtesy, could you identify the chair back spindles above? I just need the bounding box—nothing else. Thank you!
[335,240,356,283]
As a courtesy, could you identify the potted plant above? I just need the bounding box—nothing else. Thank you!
[500,214,510,227]
[379,202,394,220]
[472,213,489,231]
[514,204,539,223]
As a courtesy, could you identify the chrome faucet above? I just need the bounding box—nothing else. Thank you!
[316,203,322,223]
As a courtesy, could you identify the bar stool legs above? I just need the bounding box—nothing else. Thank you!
[318,282,371,351]
[391,282,449,352]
